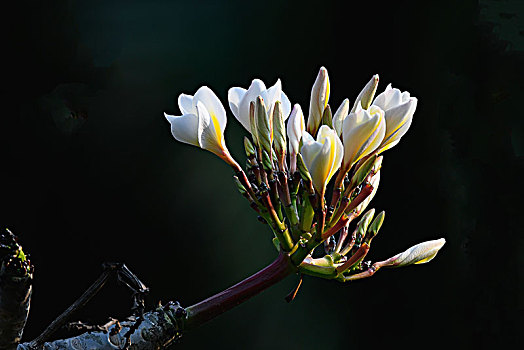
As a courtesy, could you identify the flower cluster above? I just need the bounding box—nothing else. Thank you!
[165,67,444,282]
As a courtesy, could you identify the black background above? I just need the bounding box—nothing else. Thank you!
[3,0,523,349]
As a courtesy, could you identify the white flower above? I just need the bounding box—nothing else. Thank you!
[388,238,446,267]
[228,79,291,133]
[300,125,343,195]
[373,84,418,153]
[307,67,330,136]
[165,86,236,165]
[341,102,386,171]
[286,104,305,173]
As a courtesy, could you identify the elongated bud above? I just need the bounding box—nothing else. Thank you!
[385,238,446,267]
[272,101,286,169]
[256,96,273,157]
[366,211,386,238]
[350,154,378,188]
[244,136,256,158]
[261,150,273,172]
[249,101,259,146]
[332,98,349,138]
[321,105,333,128]
[356,209,375,241]
[296,153,312,183]
[233,176,247,194]
[307,67,330,136]
[351,74,379,112]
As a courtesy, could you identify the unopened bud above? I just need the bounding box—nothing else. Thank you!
[351,74,379,112]
[365,210,385,244]
[332,99,349,138]
[296,153,312,183]
[386,238,446,267]
[272,101,286,169]
[249,101,259,146]
[350,154,378,188]
[256,96,273,156]
[233,176,247,195]
[321,104,333,128]
[262,150,273,172]
[244,136,256,158]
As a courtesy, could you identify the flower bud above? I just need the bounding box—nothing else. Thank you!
[272,101,286,169]
[307,67,330,136]
[244,136,256,158]
[255,96,273,157]
[349,154,378,189]
[386,238,446,267]
[351,74,379,112]
[296,153,312,183]
[321,105,333,128]
[287,104,305,173]
[366,210,385,239]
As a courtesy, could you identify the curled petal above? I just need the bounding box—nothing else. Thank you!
[178,94,195,115]
[377,97,417,153]
[164,112,199,147]
[228,87,247,120]
[287,104,306,172]
[193,86,227,134]
[236,79,267,131]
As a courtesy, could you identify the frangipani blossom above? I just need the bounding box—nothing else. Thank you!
[307,67,330,136]
[373,84,417,153]
[165,86,237,166]
[387,238,446,267]
[341,102,386,171]
[228,79,291,134]
[286,104,305,173]
[300,125,343,195]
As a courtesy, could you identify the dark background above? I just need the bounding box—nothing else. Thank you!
[3,0,523,348]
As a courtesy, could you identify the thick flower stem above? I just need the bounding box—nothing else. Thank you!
[184,252,296,330]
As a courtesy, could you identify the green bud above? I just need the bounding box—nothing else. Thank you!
[350,154,378,188]
[296,153,312,183]
[256,96,273,157]
[351,74,379,112]
[272,101,286,169]
[233,176,247,195]
[262,150,273,172]
[321,104,333,128]
[372,155,383,174]
[356,208,375,243]
[244,136,256,158]
[249,101,259,146]
[366,210,385,241]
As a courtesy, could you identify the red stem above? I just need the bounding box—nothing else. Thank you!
[184,253,296,330]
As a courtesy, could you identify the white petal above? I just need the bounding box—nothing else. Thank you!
[196,101,225,156]
[237,79,267,131]
[280,91,292,120]
[377,97,417,153]
[332,98,350,138]
[193,86,227,134]
[164,112,199,147]
[178,94,195,115]
[287,104,305,155]
[228,87,247,119]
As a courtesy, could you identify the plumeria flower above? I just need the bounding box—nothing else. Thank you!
[386,238,446,267]
[286,104,306,173]
[372,84,418,153]
[228,79,291,134]
[300,125,343,196]
[341,101,386,172]
[164,86,238,167]
[307,67,330,136]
